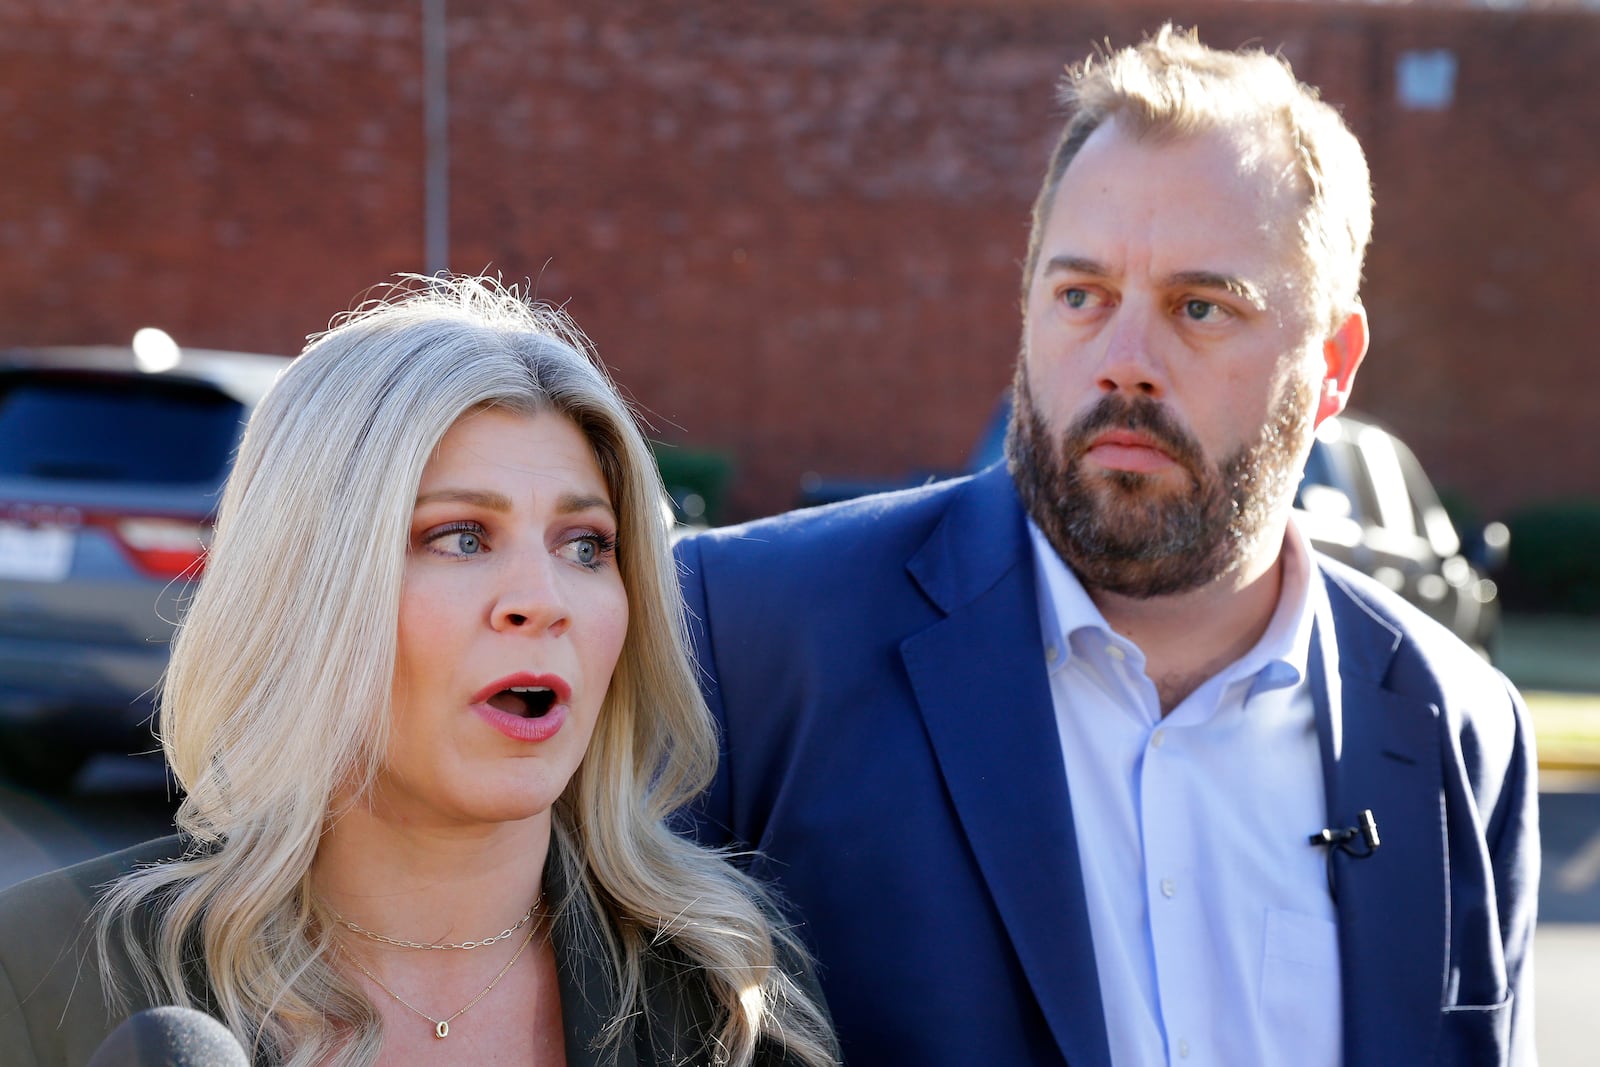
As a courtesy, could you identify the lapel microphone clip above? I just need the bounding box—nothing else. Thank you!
[1309,809,1380,901]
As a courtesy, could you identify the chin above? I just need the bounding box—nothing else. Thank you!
[456,770,574,827]
[372,765,574,831]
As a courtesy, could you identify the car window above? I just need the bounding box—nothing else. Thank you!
[1298,438,1338,500]
[0,371,244,484]
[1390,433,1461,558]
[1348,426,1417,538]
[1306,429,1381,525]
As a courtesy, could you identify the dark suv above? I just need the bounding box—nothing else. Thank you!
[800,400,1506,658]
[1293,411,1505,659]
[0,345,284,789]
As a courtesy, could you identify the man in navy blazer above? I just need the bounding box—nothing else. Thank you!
[677,25,1537,1067]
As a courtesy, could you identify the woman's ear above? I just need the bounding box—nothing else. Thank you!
[1316,306,1369,427]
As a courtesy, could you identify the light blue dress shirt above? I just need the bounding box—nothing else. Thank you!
[1030,517,1342,1067]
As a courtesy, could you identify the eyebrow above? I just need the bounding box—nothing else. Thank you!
[1042,255,1110,278]
[557,493,617,519]
[415,488,512,510]
[1168,270,1267,311]
[413,487,616,519]
[1042,256,1267,311]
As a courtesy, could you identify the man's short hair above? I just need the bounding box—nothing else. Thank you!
[1023,24,1373,329]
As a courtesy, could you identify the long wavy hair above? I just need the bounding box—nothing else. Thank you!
[95,275,837,1067]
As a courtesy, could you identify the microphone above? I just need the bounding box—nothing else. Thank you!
[87,1006,248,1066]
[1309,808,1380,901]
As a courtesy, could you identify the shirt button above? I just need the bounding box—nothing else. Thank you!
[1046,644,1060,663]
[1160,878,1176,898]
[1107,645,1126,661]
[1177,1038,1191,1058]
[1150,729,1166,749]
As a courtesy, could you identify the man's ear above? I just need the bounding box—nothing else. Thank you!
[1316,306,1369,427]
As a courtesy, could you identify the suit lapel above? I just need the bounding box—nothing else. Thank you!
[900,467,1111,1067]
[1315,570,1445,1065]
[895,477,1453,1067]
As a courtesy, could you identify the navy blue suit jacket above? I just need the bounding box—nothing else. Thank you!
[676,465,1538,1066]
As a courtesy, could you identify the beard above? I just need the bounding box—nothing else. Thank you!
[1006,361,1314,599]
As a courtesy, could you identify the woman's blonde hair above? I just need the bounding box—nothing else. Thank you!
[96,275,836,1066]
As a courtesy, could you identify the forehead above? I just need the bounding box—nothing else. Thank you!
[1042,120,1310,291]
[423,408,608,494]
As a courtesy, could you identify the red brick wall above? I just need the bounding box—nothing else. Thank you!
[3,0,1596,521]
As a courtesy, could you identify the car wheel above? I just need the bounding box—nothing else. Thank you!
[0,732,89,793]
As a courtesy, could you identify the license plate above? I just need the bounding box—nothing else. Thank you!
[0,522,74,582]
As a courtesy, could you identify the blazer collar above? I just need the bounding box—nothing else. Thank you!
[901,464,1113,1067]
[1313,566,1446,1065]
[903,464,1031,612]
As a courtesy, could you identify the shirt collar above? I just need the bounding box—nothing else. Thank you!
[1027,514,1320,699]
[1027,521,1113,662]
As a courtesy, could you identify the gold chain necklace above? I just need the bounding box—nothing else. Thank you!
[332,898,539,951]
[342,922,538,1039]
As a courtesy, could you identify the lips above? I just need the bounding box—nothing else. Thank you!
[1092,426,1172,450]
[470,673,572,743]
[1084,429,1180,474]
[1060,394,1206,478]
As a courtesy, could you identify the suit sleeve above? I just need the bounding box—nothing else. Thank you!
[0,957,42,1067]
[0,857,120,1066]
[1492,677,1541,1065]
[674,534,737,848]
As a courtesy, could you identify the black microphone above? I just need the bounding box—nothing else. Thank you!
[86,1006,248,1066]
[1309,808,1380,901]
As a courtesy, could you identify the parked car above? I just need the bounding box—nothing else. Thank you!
[800,398,1507,659]
[0,344,286,789]
[1291,411,1506,659]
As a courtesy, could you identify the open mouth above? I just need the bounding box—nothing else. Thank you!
[486,686,558,719]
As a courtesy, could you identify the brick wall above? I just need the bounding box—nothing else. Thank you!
[3,0,1596,521]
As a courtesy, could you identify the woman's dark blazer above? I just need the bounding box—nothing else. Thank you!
[0,835,828,1066]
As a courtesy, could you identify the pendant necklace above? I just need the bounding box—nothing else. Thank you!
[330,897,544,1040]
[342,922,539,1039]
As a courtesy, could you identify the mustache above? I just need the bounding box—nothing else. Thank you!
[1061,394,1205,474]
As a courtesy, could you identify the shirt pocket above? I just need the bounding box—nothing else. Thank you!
[1259,907,1342,1061]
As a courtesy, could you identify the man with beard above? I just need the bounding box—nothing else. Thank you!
[675,25,1537,1067]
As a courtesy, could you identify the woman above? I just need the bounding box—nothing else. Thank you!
[0,276,837,1066]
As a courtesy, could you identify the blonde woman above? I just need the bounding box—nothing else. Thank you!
[0,276,837,1066]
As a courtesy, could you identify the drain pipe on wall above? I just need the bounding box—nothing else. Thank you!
[422,0,449,275]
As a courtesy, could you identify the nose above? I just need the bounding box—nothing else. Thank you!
[490,554,571,638]
[1095,304,1166,399]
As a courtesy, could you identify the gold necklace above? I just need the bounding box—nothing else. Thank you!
[332,898,539,951]
[342,923,538,1039]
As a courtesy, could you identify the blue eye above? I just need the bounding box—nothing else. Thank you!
[1183,299,1225,322]
[561,532,616,570]
[1062,288,1089,309]
[420,522,488,558]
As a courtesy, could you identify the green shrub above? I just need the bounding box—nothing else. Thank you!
[1502,499,1600,616]
[652,443,734,526]
[1435,487,1484,542]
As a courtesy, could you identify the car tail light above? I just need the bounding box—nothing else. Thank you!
[0,503,212,581]
[90,513,212,579]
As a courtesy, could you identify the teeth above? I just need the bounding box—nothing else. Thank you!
[508,686,552,694]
